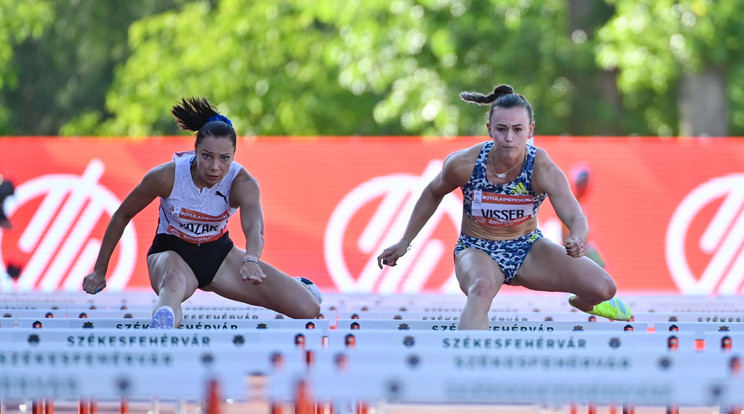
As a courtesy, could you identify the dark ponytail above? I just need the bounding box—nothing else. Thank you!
[460,84,533,123]
[171,97,237,148]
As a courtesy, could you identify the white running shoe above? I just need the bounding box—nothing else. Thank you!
[151,305,175,329]
[294,277,323,304]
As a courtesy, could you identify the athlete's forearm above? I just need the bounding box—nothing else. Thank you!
[93,210,130,274]
[565,214,589,241]
[241,221,264,261]
[401,187,443,243]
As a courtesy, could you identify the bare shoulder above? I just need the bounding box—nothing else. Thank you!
[442,142,484,184]
[533,146,560,172]
[141,162,175,198]
[229,168,259,207]
[531,147,566,194]
[231,167,257,188]
[446,143,483,163]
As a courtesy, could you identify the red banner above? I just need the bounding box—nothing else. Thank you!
[1,136,742,294]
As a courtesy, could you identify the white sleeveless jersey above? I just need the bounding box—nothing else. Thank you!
[156,151,242,244]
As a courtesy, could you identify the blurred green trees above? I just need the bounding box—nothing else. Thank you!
[0,0,183,136]
[597,0,744,136]
[0,0,739,137]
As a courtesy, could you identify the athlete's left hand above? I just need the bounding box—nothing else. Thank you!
[565,236,586,258]
[241,262,267,285]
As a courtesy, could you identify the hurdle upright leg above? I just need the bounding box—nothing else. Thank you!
[205,379,221,414]
[78,400,88,414]
[31,400,42,414]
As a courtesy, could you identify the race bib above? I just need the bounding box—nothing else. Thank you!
[471,190,533,226]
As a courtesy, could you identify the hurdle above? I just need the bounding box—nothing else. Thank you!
[333,309,744,325]
[319,292,744,313]
[334,318,647,332]
[3,291,744,414]
[0,308,287,319]
[0,327,330,351]
[656,322,744,334]
[323,328,741,412]
[5,290,744,312]
[269,347,744,409]
[0,330,319,414]
[1,317,329,331]
[327,329,712,353]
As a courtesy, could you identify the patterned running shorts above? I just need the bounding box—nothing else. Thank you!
[453,230,543,284]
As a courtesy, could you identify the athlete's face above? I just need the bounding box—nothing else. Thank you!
[487,106,534,155]
[193,135,235,188]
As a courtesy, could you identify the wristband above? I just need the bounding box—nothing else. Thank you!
[242,258,259,265]
[400,239,412,250]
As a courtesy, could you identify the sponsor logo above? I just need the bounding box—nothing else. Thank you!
[0,160,136,291]
[324,161,461,293]
[666,174,744,294]
[511,182,529,195]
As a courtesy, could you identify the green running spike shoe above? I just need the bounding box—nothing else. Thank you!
[569,296,632,321]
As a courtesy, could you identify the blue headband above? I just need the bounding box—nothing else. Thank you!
[208,114,233,126]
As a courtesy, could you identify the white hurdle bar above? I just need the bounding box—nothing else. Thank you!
[3,291,744,414]
[0,345,310,401]
[272,359,744,408]
[326,329,735,355]
[0,308,290,319]
[334,318,646,332]
[332,309,744,324]
[0,317,329,331]
[0,328,322,413]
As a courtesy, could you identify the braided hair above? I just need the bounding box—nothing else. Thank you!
[460,84,534,124]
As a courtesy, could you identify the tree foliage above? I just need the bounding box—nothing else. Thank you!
[596,0,744,135]
[1,0,182,136]
[2,0,743,137]
[64,0,623,137]
[0,0,54,134]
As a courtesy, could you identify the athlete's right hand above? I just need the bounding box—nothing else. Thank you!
[377,240,411,269]
[241,261,267,285]
[82,270,107,295]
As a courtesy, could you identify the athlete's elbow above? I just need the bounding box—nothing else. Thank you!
[111,208,135,227]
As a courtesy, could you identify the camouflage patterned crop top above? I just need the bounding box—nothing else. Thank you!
[461,141,547,227]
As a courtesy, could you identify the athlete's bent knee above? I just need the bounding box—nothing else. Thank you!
[288,301,321,319]
[467,277,499,300]
[597,276,617,302]
[158,271,188,293]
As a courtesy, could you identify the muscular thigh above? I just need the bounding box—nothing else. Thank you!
[455,247,505,293]
[202,247,260,302]
[512,238,610,295]
[146,251,200,297]
[205,247,316,316]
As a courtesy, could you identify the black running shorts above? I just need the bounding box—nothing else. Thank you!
[147,232,234,288]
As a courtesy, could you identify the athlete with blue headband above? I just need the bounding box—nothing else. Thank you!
[83,97,322,328]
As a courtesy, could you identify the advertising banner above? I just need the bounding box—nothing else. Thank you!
[0,136,742,294]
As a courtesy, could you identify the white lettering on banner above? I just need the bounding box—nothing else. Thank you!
[0,159,136,292]
[324,161,461,293]
[666,174,744,294]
